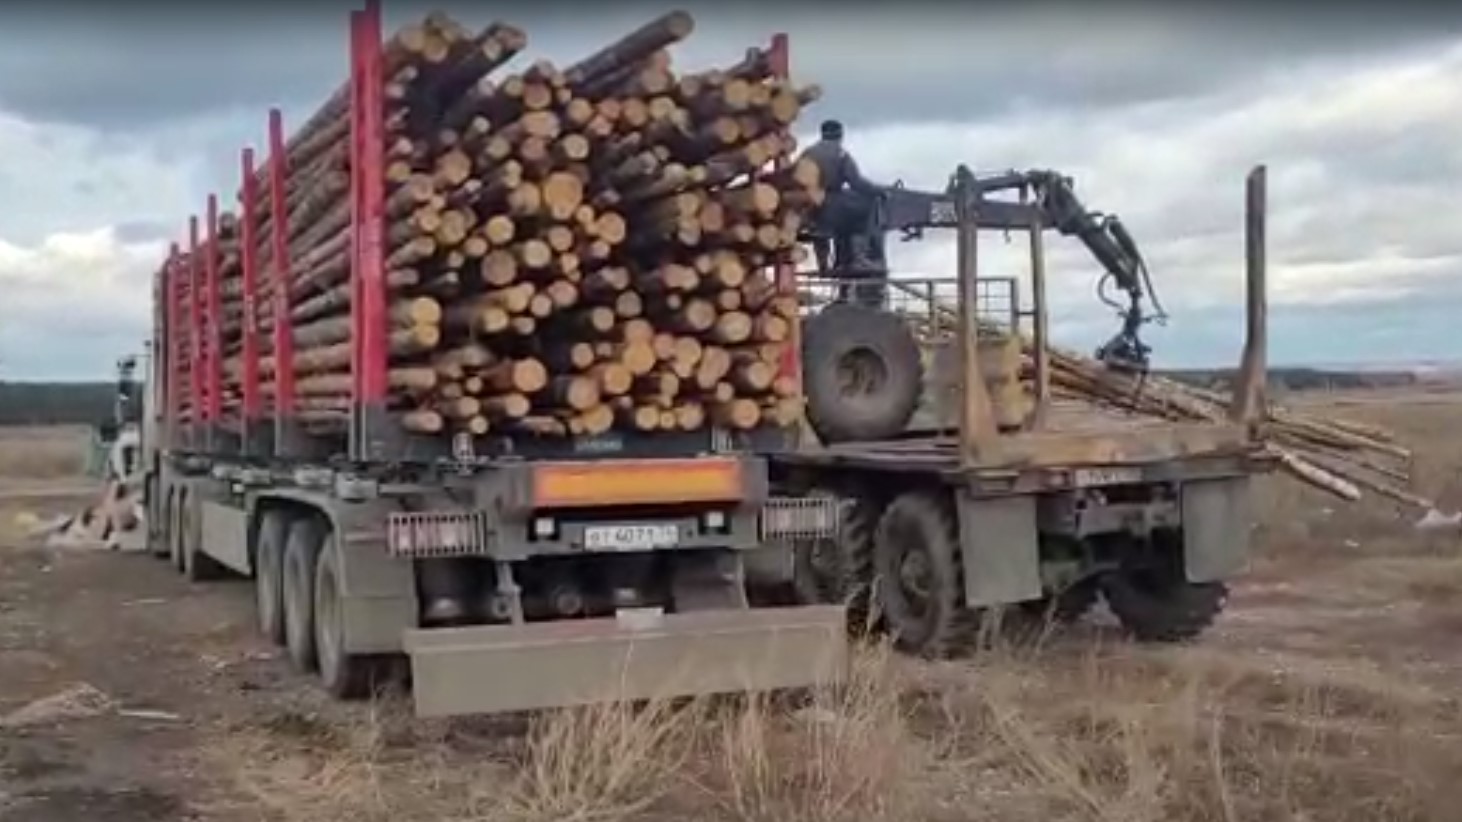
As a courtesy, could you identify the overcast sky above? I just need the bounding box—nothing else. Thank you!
[0,1,1459,379]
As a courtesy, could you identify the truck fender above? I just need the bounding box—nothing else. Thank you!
[956,489,1043,607]
[1181,477,1252,583]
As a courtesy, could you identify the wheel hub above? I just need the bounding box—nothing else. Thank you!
[808,537,840,581]
[836,347,888,399]
[899,550,931,598]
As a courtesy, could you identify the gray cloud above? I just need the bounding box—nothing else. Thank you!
[3,2,1460,131]
[0,3,1460,377]
[113,220,173,245]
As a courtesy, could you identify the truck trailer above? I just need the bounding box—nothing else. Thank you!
[136,1,1275,718]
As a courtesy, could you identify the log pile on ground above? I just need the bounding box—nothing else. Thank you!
[1048,349,1423,509]
[888,281,1422,509]
[198,9,817,440]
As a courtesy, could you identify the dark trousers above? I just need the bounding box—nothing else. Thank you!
[817,191,876,261]
[814,191,887,308]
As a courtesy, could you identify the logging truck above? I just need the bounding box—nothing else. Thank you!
[775,164,1277,654]
[135,3,1276,717]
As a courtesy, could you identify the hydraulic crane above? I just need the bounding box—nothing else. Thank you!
[805,165,1168,371]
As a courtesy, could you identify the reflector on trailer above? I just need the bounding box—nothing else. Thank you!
[531,458,745,508]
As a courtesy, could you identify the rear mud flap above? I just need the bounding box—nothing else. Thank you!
[1182,477,1252,582]
[402,605,849,717]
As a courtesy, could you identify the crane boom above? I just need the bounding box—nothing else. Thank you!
[809,165,1167,369]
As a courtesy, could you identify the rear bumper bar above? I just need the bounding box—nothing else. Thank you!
[402,604,849,717]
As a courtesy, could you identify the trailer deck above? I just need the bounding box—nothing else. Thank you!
[772,417,1272,500]
[780,421,1263,465]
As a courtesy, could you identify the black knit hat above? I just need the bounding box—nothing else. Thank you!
[820,119,843,140]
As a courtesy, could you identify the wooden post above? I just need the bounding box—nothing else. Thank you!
[1229,165,1268,425]
[954,171,999,469]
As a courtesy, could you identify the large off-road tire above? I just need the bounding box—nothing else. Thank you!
[282,516,327,673]
[873,489,966,656]
[791,494,882,635]
[254,509,292,646]
[792,537,839,605]
[152,484,174,560]
[313,535,379,699]
[1100,539,1228,643]
[146,475,168,559]
[802,304,923,443]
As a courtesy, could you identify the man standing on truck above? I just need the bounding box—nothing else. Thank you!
[799,119,888,307]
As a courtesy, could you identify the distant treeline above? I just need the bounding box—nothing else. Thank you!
[1161,368,1419,392]
[0,382,115,426]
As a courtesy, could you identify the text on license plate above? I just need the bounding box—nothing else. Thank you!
[1072,467,1143,487]
[583,523,680,551]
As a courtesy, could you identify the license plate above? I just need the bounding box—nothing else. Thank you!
[583,523,679,551]
[1073,467,1143,487]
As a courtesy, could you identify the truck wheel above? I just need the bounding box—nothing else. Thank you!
[1100,551,1227,643]
[147,477,168,559]
[792,495,882,635]
[314,535,377,699]
[168,490,187,572]
[282,516,327,673]
[802,304,923,443]
[840,497,882,635]
[152,485,174,560]
[792,535,839,604]
[254,509,291,646]
[873,490,965,657]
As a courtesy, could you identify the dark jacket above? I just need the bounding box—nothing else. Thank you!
[799,139,879,197]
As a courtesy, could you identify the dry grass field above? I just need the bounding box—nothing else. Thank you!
[3,395,1462,821]
[0,425,89,481]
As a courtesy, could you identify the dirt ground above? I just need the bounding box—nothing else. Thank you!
[3,399,1462,822]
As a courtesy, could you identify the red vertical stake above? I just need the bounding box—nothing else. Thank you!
[188,216,203,428]
[240,149,261,424]
[360,0,387,406]
[768,33,801,400]
[159,255,170,438]
[348,10,364,413]
[348,1,387,429]
[165,244,181,441]
[205,194,223,426]
[268,110,295,422]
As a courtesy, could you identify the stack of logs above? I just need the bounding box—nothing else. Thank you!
[194,9,822,440]
[1048,350,1425,510]
[887,280,1423,510]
